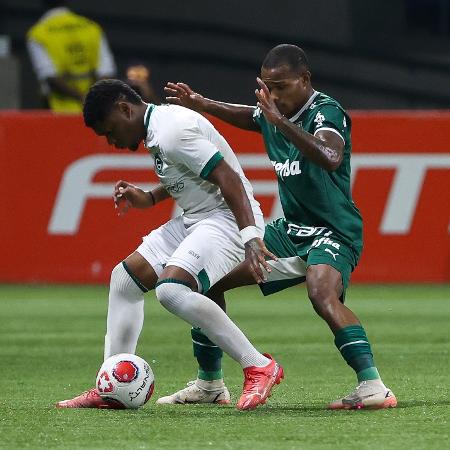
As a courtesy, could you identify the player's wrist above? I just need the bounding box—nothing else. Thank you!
[199,97,212,113]
[146,190,156,206]
[273,113,288,128]
[240,225,259,244]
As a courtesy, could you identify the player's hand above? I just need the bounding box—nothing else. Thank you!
[255,77,284,125]
[164,82,206,112]
[244,237,278,284]
[113,180,154,216]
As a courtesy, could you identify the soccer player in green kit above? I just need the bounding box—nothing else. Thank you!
[162,44,397,410]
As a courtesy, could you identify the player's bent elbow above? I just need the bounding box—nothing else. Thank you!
[326,156,343,172]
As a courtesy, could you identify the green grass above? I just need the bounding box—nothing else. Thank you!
[0,284,449,449]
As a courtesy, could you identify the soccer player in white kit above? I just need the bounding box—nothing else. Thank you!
[56,79,283,411]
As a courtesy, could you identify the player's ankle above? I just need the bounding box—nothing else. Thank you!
[357,367,381,382]
[196,378,226,390]
[198,368,223,381]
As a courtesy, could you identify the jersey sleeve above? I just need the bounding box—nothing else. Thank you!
[161,125,224,179]
[312,104,348,143]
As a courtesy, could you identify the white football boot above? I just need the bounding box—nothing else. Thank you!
[156,379,231,405]
[328,379,397,410]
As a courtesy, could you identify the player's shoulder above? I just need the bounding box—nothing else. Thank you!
[311,92,346,113]
[153,103,199,124]
[150,104,200,149]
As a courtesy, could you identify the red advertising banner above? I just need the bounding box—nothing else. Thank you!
[0,111,449,283]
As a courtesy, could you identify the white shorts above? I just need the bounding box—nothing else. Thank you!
[136,210,265,293]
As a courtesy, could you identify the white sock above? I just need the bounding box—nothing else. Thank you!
[104,263,145,359]
[155,281,270,368]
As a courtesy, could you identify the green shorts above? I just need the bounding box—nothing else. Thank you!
[260,218,360,300]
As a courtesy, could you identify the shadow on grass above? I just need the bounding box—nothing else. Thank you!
[45,398,450,419]
[395,399,450,408]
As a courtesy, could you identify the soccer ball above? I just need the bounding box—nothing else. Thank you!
[96,353,154,409]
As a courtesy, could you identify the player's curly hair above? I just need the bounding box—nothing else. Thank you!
[262,44,310,74]
[83,79,142,128]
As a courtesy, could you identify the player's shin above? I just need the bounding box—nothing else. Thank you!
[104,262,146,359]
[191,327,224,381]
[334,325,381,382]
[155,280,269,368]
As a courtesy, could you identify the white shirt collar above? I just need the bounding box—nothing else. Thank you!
[143,104,155,148]
[143,103,152,128]
[288,90,319,123]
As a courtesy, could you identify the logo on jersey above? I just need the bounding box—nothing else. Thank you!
[154,154,164,175]
[309,102,317,110]
[166,180,185,193]
[271,159,301,179]
[314,111,325,128]
[253,107,262,119]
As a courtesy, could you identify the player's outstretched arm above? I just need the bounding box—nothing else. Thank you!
[255,78,344,171]
[165,82,260,132]
[113,181,170,216]
[207,160,277,284]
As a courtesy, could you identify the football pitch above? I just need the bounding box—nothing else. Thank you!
[1,284,449,449]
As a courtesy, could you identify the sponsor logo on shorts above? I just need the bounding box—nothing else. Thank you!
[188,250,200,259]
[324,248,339,260]
[287,224,333,238]
[310,236,341,250]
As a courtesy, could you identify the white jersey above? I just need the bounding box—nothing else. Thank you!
[143,104,261,225]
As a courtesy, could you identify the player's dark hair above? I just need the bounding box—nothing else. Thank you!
[262,44,310,74]
[83,79,142,128]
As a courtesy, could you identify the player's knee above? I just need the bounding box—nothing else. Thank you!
[307,276,337,317]
[110,262,145,297]
[155,280,191,313]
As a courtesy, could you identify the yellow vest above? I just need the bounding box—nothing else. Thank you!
[28,10,103,112]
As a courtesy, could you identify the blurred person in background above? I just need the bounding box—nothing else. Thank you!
[124,62,160,104]
[27,0,116,113]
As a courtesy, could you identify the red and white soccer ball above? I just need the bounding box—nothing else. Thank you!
[96,353,154,409]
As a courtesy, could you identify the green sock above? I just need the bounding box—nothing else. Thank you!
[334,325,381,382]
[191,327,223,381]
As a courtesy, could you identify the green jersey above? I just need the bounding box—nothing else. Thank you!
[253,91,363,257]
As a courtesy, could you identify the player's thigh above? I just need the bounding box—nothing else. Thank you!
[158,264,198,291]
[127,216,187,289]
[306,263,343,301]
[257,219,308,296]
[306,243,354,301]
[123,251,159,291]
[166,211,259,293]
[207,259,256,298]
